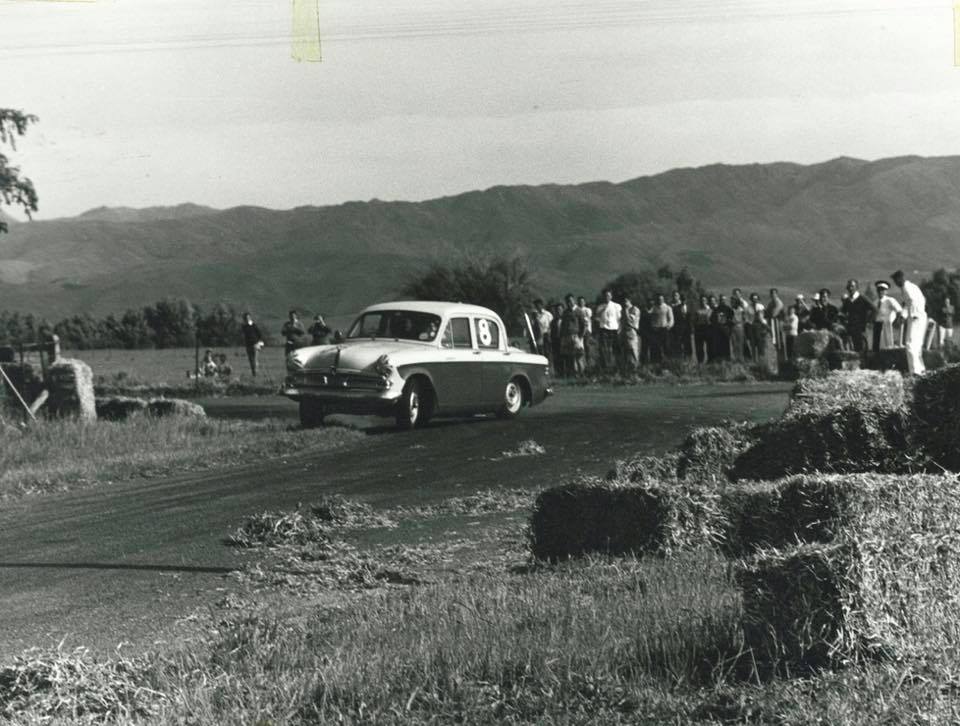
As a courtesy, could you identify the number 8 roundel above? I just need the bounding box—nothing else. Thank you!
[477,319,493,347]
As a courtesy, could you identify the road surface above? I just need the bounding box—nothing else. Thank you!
[0,384,791,658]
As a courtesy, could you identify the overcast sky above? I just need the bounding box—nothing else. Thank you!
[0,0,954,219]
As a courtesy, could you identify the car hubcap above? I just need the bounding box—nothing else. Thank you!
[506,382,521,412]
[409,392,419,422]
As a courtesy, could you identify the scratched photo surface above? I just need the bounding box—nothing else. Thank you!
[0,1,955,219]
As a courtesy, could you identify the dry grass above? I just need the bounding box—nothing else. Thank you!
[0,417,363,499]
[785,370,906,418]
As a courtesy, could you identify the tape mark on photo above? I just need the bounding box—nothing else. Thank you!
[292,0,322,62]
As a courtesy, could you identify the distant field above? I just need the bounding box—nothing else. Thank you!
[74,346,288,386]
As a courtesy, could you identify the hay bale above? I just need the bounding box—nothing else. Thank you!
[146,398,206,418]
[912,363,960,471]
[729,403,922,481]
[95,396,149,421]
[793,330,842,360]
[716,481,785,558]
[527,477,723,561]
[605,453,680,483]
[735,474,960,669]
[675,423,756,483]
[868,347,909,374]
[785,370,905,419]
[825,350,861,371]
[45,357,96,421]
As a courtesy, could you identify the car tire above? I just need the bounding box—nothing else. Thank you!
[396,378,426,430]
[496,378,525,419]
[299,400,326,428]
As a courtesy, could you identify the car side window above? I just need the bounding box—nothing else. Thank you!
[443,317,473,349]
[475,318,501,350]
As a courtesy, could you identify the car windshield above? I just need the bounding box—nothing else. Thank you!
[347,310,442,342]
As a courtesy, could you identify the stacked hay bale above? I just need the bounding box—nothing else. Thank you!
[911,364,960,471]
[785,370,905,418]
[45,357,97,421]
[95,396,149,421]
[733,474,960,670]
[785,329,845,379]
[146,398,206,418]
[527,477,723,561]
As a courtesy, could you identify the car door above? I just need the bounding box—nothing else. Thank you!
[474,316,512,406]
[430,316,483,410]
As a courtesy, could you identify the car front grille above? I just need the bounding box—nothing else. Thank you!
[290,371,387,391]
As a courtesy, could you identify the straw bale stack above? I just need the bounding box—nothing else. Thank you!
[45,357,96,421]
[675,423,756,483]
[785,370,905,419]
[605,453,680,484]
[95,396,149,421]
[527,477,723,561]
[729,403,921,481]
[911,363,960,471]
[735,474,960,669]
[146,398,206,418]
[793,330,843,359]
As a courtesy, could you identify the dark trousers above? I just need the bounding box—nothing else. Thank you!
[245,346,259,376]
[650,328,669,363]
[786,335,795,359]
[599,329,618,371]
[713,326,731,360]
[872,323,883,354]
[673,328,692,358]
[694,326,710,363]
[849,327,869,353]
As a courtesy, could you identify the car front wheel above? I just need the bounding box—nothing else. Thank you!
[396,378,426,430]
[299,400,325,428]
[497,378,525,419]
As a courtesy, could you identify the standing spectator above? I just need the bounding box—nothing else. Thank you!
[795,294,813,331]
[308,314,333,345]
[936,296,955,349]
[873,281,903,353]
[576,295,593,367]
[240,312,264,376]
[670,291,692,359]
[649,293,674,363]
[712,294,733,361]
[766,289,785,360]
[840,279,874,354]
[748,292,768,360]
[892,270,927,374]
[638,297,654,364]
[595,289,622,372]
[559,294,586,377]
[694,295,713,364]
[550,303,565,371]
[281,309,306,357]
[620,294,641,373]
[531,299,554,365]
[785,304,800,359]
[810,289,839,331]
[729,290,748,363]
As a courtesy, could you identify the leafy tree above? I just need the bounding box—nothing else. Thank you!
[399,255,536,334]
[920,268,960,321]
[197,303,240,346]
[602,265,707,305]
[0,109,38,234]
[144,298,197,348]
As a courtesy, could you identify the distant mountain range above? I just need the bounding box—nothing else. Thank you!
[1,155,959,329]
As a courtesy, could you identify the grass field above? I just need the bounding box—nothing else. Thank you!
[0,416,362,500]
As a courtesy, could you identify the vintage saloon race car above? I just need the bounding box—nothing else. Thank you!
[282,301,552,428]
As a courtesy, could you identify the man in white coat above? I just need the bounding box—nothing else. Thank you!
[892,270,927,374]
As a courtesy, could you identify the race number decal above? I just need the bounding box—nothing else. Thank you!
[477,319,493,347]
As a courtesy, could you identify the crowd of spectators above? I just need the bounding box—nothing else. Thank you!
[529,273,955,377]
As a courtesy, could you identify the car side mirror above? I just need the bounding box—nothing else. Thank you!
[334,329,344,343]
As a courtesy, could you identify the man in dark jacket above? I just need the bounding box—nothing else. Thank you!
[241,312,264,376]
[810,288,839,331]
[281,309,306,357]
[308,314,333,345]
[840,279,875,353]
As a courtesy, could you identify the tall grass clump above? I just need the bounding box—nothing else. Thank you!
[157,551,744,724]
[0,417,363,499]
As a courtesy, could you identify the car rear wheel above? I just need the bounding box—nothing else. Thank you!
[396,378,426,430]
[496,378,525,419]
[299,400,326,428]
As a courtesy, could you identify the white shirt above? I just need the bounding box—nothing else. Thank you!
[534,309,553,335]
[576,305,593,334]
[597,301,622,331]
[901,280,926,319]
[876,294,903,323]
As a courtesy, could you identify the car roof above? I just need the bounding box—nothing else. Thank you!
[360,301,502,318]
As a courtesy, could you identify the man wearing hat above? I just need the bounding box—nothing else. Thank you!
[892,270,927,374]
[873,280,903,353]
